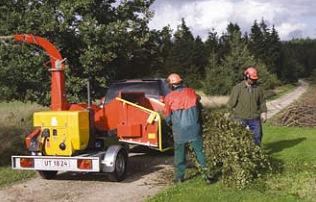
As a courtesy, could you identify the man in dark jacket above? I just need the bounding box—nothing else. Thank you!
[164,73,209,183]
[227,67,267,145]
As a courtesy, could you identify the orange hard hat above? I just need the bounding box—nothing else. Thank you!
[167,73,182,84]
[244,67,258,80]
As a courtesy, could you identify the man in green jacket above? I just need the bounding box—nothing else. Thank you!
[227,67,267,145]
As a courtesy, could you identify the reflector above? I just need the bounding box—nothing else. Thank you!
[77,159,92,170]
[20,158,34,168]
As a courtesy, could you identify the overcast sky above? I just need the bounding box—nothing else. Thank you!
[148,0,316,40]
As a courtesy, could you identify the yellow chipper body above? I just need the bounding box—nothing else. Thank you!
[33,111,90,156]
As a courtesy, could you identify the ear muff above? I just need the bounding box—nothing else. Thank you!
[244,71,249,80]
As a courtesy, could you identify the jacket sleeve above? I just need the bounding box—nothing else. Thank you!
[259,88,267,113]
[163,96,172,125]
[227,85,239,109]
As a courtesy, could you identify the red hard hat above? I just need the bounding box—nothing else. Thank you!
[167,73,182,84]
[244,67,258,80]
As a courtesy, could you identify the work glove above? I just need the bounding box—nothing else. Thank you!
[261,112,267,123]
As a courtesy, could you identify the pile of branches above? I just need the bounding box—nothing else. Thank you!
[189,110,272,189]
[281,104,316,127]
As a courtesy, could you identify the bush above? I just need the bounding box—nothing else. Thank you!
[190,110,272,189]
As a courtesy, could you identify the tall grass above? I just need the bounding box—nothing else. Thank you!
[0,101,46,166]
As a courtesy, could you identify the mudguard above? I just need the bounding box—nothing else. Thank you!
[101,145,127,172]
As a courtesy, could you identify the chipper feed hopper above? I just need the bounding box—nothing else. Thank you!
[0,34,172,181]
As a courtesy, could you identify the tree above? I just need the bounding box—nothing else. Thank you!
[192,36,208,74]
[204,29,220,62]
[204,30,279,95]
[153,25,173,76]
[163,18,206,87]
[249,20,282,76]
[204,51,233,95]
[222,31,255,83]
[168,18,195,74]
[249,20,265,60]
[0,0,156,104]
[265,25,282,76]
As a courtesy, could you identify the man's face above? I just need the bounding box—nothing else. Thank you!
[246,78,257,85]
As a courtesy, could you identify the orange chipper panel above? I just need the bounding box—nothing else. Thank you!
[14,34,68,111]
[95,98,160,148]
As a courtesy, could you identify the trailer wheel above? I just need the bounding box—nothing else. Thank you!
[108,149,128,182]
[38,171,58,180]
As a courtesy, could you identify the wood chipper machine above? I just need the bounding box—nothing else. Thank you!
[0,34,172,181]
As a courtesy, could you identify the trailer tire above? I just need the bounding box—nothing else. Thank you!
[108,149,128,182]
[38,171,58,180]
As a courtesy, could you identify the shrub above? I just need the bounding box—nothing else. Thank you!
[190,110,272,188]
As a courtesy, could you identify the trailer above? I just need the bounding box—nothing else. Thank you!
[1,34,172,181]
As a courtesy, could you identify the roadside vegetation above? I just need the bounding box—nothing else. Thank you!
[0,101,46,187]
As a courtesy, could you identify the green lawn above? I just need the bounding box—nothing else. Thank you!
[148,125,316,202]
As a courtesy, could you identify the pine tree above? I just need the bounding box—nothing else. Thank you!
[249,20,283,76]
[204,50,233,95]
[222,31,255,83]
[205,29,220,61]
[164,18,196,80]
[249,20,265,60]
[266,25,282,75]
[192,36,208,74]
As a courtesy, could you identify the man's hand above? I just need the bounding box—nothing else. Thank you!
[261,112,267,123]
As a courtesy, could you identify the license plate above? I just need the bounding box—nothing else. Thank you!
[42,159,71,169]
[12,156,100,172]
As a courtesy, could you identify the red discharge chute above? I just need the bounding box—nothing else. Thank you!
[14,34,68,111]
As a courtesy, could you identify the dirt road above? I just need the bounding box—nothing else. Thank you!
[0,81,308,202]
[267,80,308,118]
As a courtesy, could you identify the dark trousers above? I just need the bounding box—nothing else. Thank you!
[174,138,207,180]
[241,118,262,145]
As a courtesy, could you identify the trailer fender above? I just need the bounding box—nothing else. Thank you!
[101,145,127,173]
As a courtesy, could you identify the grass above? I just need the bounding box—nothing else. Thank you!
[0,167,35,188]
[0,101,46,187]
[148,125,316,202]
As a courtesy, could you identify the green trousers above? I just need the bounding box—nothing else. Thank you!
[174,137,207,180]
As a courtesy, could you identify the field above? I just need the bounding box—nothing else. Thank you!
[0,101,46,187]
[148,125,316,202]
